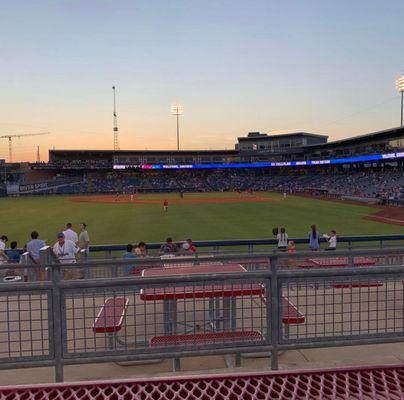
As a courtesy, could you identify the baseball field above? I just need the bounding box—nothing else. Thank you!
[1,192,403,246]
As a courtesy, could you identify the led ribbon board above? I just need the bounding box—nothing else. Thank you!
[113,152,404,170]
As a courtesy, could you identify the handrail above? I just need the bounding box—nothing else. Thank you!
[3,247,404,382]
[88,234,404,252]
[15,245,404,270]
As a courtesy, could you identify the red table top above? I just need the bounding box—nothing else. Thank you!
[299,257,376,268]
[140,263,264,301]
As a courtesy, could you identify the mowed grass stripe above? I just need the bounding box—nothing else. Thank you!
[0,193,402,245]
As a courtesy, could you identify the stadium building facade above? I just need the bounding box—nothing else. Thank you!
[3,126,404,204]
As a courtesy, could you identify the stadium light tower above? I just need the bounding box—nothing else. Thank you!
[396,76,404,127]
[112,86,120,150]
[171,104,183,151]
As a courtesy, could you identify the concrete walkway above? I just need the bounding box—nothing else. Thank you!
[1,342,403,386]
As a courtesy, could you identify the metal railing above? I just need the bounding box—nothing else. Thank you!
[87,234,404,257]
[0,247,403,382]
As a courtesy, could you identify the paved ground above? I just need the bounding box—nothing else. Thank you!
[1,342,404,386]
[0,263,403,386]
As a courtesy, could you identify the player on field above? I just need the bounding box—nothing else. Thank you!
[163,199,169,212]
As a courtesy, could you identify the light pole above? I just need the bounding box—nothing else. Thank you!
[171,104,183,151]
[396,76,404,127]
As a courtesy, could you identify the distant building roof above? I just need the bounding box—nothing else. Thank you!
[307,126,404,150]
[50,149,238,155]
[238,131,329,141]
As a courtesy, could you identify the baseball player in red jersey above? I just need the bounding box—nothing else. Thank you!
[163,199,169,212]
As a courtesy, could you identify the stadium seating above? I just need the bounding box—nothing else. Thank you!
[8,168,404,202]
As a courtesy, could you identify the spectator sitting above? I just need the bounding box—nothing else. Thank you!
[63,223,78,244]
[123,244,136,260]
[134,241,147,257]
[159,237,178,254]
[287,240,295,253]
[27,231,46,264]
[123,244,137,275]
[6,241,21,264]
[181,239,197,254]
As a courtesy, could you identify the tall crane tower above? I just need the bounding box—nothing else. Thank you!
[112,86,120,150]
[0,132,50,162]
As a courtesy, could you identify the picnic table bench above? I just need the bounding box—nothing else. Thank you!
[92,297,129,348]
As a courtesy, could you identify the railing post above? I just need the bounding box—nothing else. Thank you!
[51,262,64,382]
[20,252,33,282]
[348,250,354,268]
[248,243,253,254]
[269,254,279,370]
[79,249,89,279]
[380,240,384,248]
[39,246,54,281]
[111,263,118,278]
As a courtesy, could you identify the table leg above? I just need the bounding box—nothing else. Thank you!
[164,299,180,369]
[231,297,237,331]
[163,300,170,334]
[215,298,221,330]
[107,333,114,350]
[163,299,178,334]
[208,298,215,330]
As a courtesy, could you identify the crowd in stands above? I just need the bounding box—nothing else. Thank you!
[18,169,403,202]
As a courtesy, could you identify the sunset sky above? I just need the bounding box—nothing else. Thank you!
[0,1,403,162]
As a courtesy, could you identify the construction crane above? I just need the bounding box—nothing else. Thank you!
[0,132,50,163]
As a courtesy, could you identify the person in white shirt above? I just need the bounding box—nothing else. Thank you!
[53,232,79,264]
[63,223,78,244]
[324,230,337,250]
[0,235,8,265]
[277,227,288,251]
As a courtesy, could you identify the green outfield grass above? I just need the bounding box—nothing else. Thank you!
[0,192,402,246]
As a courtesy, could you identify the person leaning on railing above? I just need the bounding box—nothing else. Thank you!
[27,231,47,281]
[52,232,80,279]
[78,223,90,255]
[0,235,9,265]
[309,224,320,251]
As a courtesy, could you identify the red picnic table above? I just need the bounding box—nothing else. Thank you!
[140,263,305,370]
[140,263,263,334]
[298,256,381,288]
[298,256,376,268]
[140,263,304,337]
[141,263,264,369]
[140,263,263,300]
[307,256,376,268]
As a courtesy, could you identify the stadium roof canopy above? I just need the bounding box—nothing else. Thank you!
[50,149,238,155]
[237,131,328,142]
[308,126,404,150]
